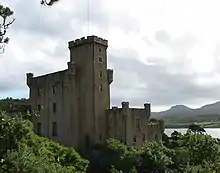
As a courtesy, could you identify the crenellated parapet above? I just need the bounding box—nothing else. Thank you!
[107,69,113,84]
[68,35,108,49]
[144,103,151,119]
[26,73,34,87]
[121,101,129,116]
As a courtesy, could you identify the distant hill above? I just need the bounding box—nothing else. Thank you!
[152,101,220,128]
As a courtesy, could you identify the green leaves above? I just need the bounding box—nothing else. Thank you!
[0,112,89,173]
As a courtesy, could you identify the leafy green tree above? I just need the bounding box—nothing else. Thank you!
[88,139,140,173]
[188,123,206,133]
[0,5,15,53]
[0,111,89,173]
[180,131,220,165]
[138,141,173,172]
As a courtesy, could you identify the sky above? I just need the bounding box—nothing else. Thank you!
[1,0,220,112]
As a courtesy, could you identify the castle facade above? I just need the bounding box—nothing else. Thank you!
[26,35,164,149]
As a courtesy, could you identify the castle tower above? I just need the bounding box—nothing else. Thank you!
[68,36,113,148]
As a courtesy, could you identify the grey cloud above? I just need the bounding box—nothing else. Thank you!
[109,51,220,107]
[155,30,171,43]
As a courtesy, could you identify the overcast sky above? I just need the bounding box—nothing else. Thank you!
[1,0,220,112]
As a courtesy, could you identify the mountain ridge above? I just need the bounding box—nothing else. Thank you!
[152,101,220,118]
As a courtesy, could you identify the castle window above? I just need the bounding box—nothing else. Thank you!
[52,85,57,94]
[37,122,42,135]
[98,57,103,63]
[133,136,137,143]
[99,71,103,78]
[142,134,146,142]
[135,117,141,130]
[99,85,103,91]
[99,48,102,52]
[99,134,102,141]
[155,134,158,140]
[52,122,58,136]
[53,103,57,113]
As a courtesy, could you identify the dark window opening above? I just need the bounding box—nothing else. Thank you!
[142,134,146,142]
[99,85,103,91]
[52,85,57,94]
[136,117,141,130]
[99,48,102,52]
[98,57,103,63]
[99,134,102,141]
[52,122,57,136]
[53,103,57,113]
[85,134,90,150]
[37,122,42,135]
[133,136,137,143]
[155,134,158,140]
[99,71,103,78]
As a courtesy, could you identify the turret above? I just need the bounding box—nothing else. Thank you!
[144,103,151,119]
[122,101,129,116]
[26,73,34,87]
[68,35,108,49]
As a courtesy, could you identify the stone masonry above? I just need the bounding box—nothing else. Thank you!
[26,35,164,150]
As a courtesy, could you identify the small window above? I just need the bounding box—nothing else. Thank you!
[135,117,141,130]
[142,134,146,142]
[133,136,137,143]
[98,57,103,63]
[99,48,102,52]
[99,134,102,141]
[37,122,42,135]
[53,103,57,113]
[155,134,158,140]
[52,85,57,94]
[52,122,58,136]
[99,71,103,78]
[99,85,103,91]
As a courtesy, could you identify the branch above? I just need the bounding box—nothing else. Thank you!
[40,0,60,6]
[0,5,15,54]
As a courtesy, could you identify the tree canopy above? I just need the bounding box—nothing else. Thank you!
[0,5,15,53]
[1,110,220,172]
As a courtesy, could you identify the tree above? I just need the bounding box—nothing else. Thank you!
[0,5,15,53]
[188,123,206,134]
[0,111,89,172]
[40,0,61,6]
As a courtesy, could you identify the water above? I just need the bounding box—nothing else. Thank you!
[165,128,220,139]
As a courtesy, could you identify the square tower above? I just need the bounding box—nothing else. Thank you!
[68,36,113,149]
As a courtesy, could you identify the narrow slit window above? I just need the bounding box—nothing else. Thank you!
[99,71,103,78]
[52,122,58,136]
[98,57,103,63]
[37,122,42,135]
[99,85,103,91]
[53,103,57,113]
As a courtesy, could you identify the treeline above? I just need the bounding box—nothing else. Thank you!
[1,111,220,173]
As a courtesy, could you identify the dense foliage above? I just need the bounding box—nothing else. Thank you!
[1,111,220,173]
[0,111,89,173]
[0,5,15,53]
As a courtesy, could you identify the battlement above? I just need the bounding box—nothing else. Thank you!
[68,35,108,48]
